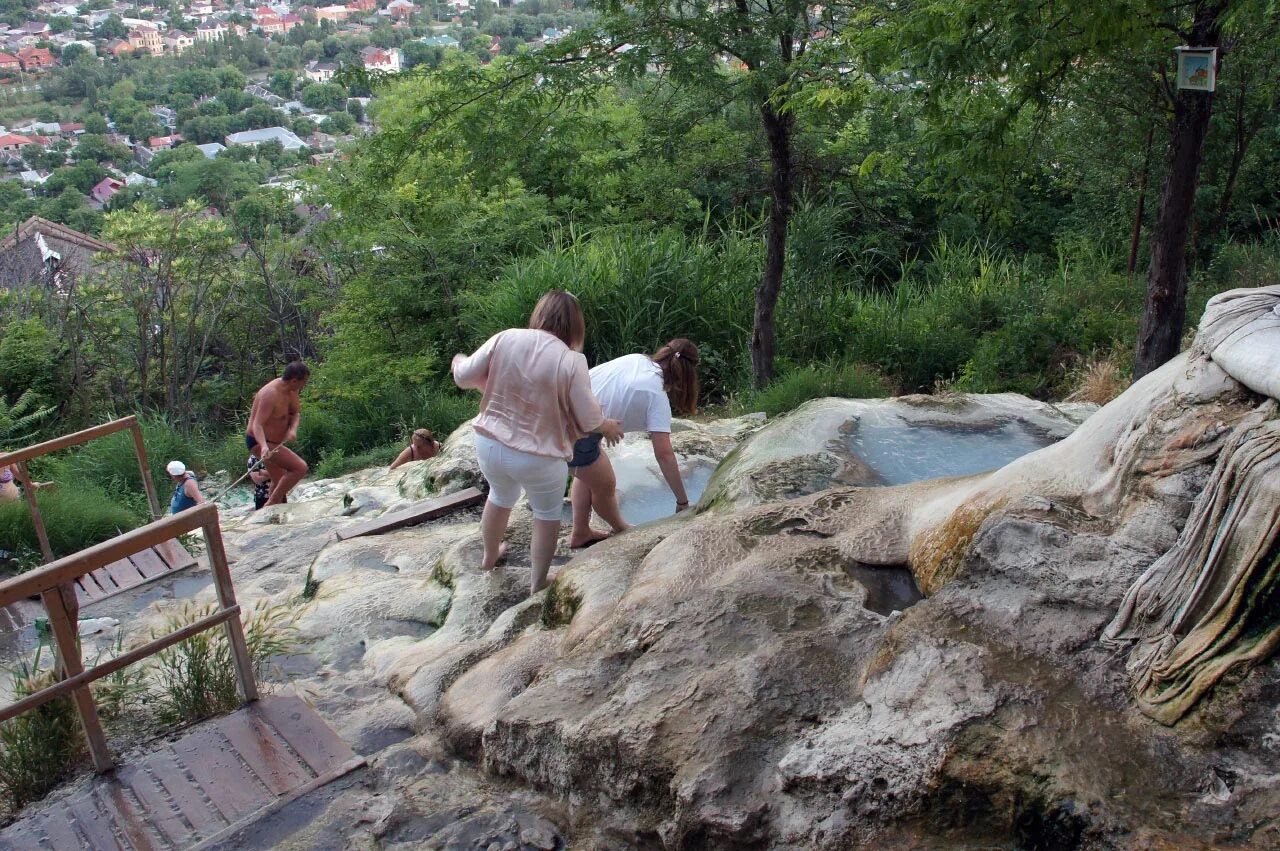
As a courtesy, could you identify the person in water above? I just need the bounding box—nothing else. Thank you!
[388,428,440,471]
[568,338,701,547]
[245,360,310,506]
[452,290,623,595]
[0,464,19,503]
[166,460,205,514]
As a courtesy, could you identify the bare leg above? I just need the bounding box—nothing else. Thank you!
[570,454,628,544]
[569,475,610,547]
[480,500,512,570]
[529,518,560,594]
[264,445,308,506]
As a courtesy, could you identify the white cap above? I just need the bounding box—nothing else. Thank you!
[166,460,186,476]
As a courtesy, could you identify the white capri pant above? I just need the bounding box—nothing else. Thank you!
[474,433,568,522]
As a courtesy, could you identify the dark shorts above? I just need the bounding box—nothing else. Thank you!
[245,433,257,450]
[568,433,603,470]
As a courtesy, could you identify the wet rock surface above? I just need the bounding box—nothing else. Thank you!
[55,316,1280,851]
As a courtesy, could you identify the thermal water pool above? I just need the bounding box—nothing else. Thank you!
[846,411,1061,486]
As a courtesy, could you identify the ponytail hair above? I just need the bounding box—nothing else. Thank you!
[652,338,700,415]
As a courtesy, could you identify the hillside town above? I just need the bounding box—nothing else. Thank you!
[0,0,581,232]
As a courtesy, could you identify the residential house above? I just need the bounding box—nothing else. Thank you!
[164,30,194,54]
[133,133,181,166]
[0,216,114,293]
[89,176,124,208]
[303,59,337,82]
[280,13,302,31]
[314,4,349,22]
[487,34,500,57]
[346,0,375,11]
[254,6,284,33]
[542,26,569,43]
[421,34,458,48]
[124,172,157,187]
[386,0,417,19]
[151,105,177,130]
[189,0,214,18]
[58,122,84,139]
[195,141,225,158]
[17,47,56,71]
[195,20,228,41]
[224,126,307,150]
[104,39,133,58]
[0,53,20,73]
[127,27,164,57]
[19,169,48,184]
[359,45,400,73]
[0,133,32,154]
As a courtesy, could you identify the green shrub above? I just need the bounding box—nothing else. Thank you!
[312,441,401,479]
[150,601,297,726]
[747,362,890,416]
[460,226,758,401]
[301,383,477,463]
[0,650,83,815]
[0,486,141,559]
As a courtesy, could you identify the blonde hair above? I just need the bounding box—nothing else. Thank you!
[412,428,436,444]
[528,290,586,351]
[652,338,700,415]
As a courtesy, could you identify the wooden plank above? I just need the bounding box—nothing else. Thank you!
[203,525,257,703]
[335,486,485,541]
[153,540,197,571]
[41,584,113,773]
[15,462,53,564]
[214,709,313,795]
[128,548,171,581]
[130,423,161,521]
[0,417,136,469]
[146,750,226,838]
[66,792,126,850]
[98,559,144,590]
[34,810,84,850]
[0,504,217,608]
[117,765,192,848]
[252,695,356,775]
[95,782,164,851]
[76,577,100,607]
[170,728,271,822]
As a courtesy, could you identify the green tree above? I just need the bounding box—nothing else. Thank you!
[300,81,346,111]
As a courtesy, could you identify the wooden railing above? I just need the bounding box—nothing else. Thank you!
[0,503,256,773]
[0,415,163,565]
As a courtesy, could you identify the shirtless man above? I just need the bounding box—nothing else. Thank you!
[246,361,310,506]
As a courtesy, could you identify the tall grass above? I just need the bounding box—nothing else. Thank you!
[746,362,890,416]
[0,486,140,559]
[0,649,83,814]
[461,226,759,400]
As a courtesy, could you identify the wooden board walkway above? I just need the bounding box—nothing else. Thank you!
[335,486,485,541]
[0,694,364,850]
[72,539,200,608]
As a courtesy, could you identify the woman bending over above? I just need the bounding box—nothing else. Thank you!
[568,338,699,548]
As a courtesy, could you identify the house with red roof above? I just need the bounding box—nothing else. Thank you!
[0,133,32,154]
[90,176,125,208]
[255,6,284,33]
[0,53,21,73]
[17,47,57,71]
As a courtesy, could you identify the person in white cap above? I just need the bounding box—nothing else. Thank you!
[166,460,204,514]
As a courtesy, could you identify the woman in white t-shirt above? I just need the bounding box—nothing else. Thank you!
[567,338,700,547]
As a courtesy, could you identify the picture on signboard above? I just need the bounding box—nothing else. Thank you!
[1176,48,1216,91]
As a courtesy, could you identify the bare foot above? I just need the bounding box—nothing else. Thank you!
[568,529,611,549]
[481,542,508,571]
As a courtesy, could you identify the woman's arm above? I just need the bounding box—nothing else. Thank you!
[185,477,205,505]
[649,432,689,510]
[388,446,412,471]
[452,333,500,391]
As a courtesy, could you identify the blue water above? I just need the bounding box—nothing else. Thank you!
[564,465,715,527]
[847,418,1058,486]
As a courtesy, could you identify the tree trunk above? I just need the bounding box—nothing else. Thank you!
[1133,1,1224,380]
[751,102,794,389]
[1128,125,1155,275]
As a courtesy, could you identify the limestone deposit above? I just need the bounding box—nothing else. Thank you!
[98,288,1280,850]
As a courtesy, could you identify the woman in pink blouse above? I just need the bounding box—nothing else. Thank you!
[452,290,623,594]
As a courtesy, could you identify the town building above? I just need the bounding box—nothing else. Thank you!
[359,45,401,73]
[224,126,308,150]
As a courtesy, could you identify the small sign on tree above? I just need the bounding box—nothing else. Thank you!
[1175,47,1217,92]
